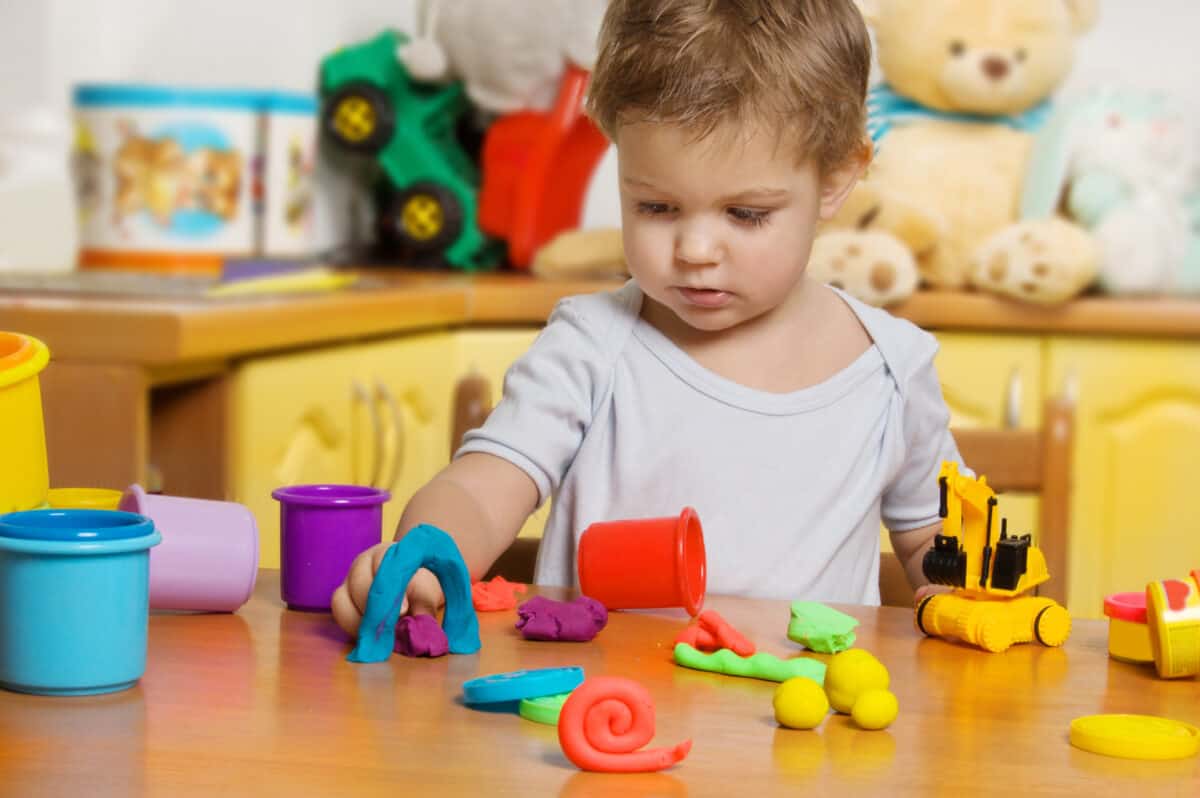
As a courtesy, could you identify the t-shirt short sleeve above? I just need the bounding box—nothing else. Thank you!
[456,291,628,505]
[880,335,962,532]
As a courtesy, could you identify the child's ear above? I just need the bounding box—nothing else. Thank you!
[818,140,872,221]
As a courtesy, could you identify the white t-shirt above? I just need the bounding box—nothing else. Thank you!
[458,280,961,604]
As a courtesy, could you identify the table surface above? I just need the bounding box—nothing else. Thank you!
[1,571,1197,797]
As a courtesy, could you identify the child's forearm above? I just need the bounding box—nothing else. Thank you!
[391,470,522,581]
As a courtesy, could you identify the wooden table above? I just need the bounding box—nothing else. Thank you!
[2,572,1197,796]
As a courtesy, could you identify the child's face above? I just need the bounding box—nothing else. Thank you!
[616,120,856,334]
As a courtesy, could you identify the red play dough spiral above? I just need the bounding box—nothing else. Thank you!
[557,676,692,773]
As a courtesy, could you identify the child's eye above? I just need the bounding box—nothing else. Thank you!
[635,201,674,217]
[727,207,771,227]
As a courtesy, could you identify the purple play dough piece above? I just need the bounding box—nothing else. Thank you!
[394,614,450,657]
[516,595,608,642]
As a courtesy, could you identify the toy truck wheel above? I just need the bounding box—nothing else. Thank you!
[322,82,395,154]
[1034,604,1071,647]
[381,182,463,255]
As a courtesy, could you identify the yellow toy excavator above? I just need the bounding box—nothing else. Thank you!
[916,461,1071,653]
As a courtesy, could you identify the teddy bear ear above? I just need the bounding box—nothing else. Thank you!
[852,0,882,26]
[1062,0,1099,33]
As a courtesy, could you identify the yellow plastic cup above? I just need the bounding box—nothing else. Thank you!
[47,488,123,511]
[0,332,51,514]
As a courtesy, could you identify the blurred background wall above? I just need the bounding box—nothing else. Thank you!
[0,0,1194,235]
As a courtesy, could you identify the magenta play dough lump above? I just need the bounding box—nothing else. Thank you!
[394,614,450,657]
[516,596,608,641]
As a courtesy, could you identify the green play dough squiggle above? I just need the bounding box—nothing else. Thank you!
[673,643,826,684]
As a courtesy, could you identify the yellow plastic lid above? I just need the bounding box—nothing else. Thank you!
[0,331,50,387]
[46,487,123,511]
[1069,714,1200,760]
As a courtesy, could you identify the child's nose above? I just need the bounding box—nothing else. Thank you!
[675,226,719,266]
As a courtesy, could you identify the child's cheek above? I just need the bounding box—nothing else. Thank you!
[622,220,671,275]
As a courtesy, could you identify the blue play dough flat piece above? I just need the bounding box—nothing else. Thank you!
[462,666,584,705]
[348,524,481,662]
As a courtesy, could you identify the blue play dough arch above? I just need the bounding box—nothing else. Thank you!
[347,524,481,661]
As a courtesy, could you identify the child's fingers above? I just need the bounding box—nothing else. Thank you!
[405,568,446,617]
[335,542,387,618]
[913,583,951,606]
[330,583,361,637]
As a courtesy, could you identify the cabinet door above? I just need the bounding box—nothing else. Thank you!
[359,332,457,540]
[934,333,1043,427]
[231,345,371,567]
[455,328,545,540]
[1048,338,1200,617]
[913,333,1043,557]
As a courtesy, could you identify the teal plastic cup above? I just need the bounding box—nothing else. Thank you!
[0,509,161,696]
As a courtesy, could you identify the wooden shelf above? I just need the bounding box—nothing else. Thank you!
[3,272,1198,369]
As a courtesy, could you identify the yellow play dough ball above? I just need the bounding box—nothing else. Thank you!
[851,688,899,730]
[824,648,890,714]
[773,676,830,730]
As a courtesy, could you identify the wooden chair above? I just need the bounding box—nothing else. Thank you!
[879,395,1075,607]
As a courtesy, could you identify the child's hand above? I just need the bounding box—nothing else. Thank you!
[331,541,447,638]
[912,583,952,607]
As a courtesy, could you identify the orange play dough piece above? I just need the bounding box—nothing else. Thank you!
[674,610,756,656]
[471,576,528,611]
[557,676,692,773]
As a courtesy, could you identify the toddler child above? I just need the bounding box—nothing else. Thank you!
[333,0,961,634]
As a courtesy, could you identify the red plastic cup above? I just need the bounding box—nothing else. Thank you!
[577,507,706,616]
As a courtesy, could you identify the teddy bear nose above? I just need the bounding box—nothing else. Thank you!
[982,56,1010,81]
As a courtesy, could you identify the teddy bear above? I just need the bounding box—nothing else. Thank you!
[1022,89,1200,295]
[810,0,1102,306]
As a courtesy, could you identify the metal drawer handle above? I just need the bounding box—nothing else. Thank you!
[1005,368,1022,429]
[352,379,383,488]
[376,380,406,493]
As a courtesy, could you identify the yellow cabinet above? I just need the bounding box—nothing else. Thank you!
[1047,338,1200,616]
[934,333,1043,428]
[454,329,545,540]
[358,332,457,539]
[231,331,456,567]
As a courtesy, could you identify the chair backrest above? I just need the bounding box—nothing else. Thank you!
[879,396,1075,607]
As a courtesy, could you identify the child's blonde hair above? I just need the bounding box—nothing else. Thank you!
[587,0,872,172]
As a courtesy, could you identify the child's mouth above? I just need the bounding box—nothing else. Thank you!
[677,287,731,308]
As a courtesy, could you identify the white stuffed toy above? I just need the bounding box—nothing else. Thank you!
[1023,90,1200,295]
[398,0,607,115]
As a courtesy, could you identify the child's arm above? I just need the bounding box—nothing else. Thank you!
[888,521,940,592]
[331,451,539,636]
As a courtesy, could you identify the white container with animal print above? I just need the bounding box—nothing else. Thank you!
[73,84,259,274]
[258,92,317,259]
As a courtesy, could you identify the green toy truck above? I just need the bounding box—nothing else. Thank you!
[318,30,503,270]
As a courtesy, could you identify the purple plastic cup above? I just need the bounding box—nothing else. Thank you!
[271,484,390,612]
[119,484,259,612]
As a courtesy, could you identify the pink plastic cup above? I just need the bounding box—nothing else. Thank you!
[577,507,707,616]
[119,484,259,612]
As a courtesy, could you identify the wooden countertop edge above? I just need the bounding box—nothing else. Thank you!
[2,274,1198,365]
[893,290,1200,337]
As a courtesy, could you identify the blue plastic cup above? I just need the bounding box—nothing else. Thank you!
[0,509,161,696]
